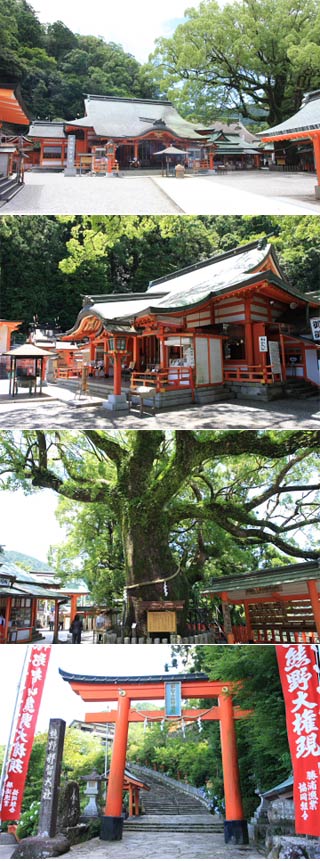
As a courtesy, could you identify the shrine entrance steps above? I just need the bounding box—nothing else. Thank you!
[124,765,222,833]
[282,378,319,399]
[0,174,23,202]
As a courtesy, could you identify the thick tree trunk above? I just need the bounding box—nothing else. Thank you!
[120,508,188,634]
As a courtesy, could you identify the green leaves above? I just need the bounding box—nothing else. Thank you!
[149,0,320,124]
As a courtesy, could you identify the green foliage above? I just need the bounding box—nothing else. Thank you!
[1,216,320,333]
[148,0,320,124]
[0,430,318,628]
[0,0,156,120]
[128,646,291,816]
[16,801,40,839]
[19,728,105,814]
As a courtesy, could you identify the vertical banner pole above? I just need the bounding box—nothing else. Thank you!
[0,646,30,829]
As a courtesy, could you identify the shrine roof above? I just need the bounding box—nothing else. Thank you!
[28,120,66,139]
[59,671,209,684]
[0,86,29,126]
[65,240,313,337]
[261,776,293,799]
[67,94,205,140]
[202,560,320,596]
[259,90,320,138]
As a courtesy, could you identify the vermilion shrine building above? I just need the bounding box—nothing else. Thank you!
[260,90,320,197]
[60,670,250,844]
[202,561,320,645]
[61,238,320,410]
[28,95,211,171]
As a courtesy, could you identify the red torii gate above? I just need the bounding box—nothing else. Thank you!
[59,670,250,845]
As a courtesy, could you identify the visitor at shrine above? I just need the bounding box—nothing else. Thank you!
[69,613,83,644]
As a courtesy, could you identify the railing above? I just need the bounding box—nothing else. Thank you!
[7,626,34,643]
[131,367,194,397]
[95,631,218,645]
[56,366,83,379]
[232,625,319,644]
[224,364,281,384]
[129,763,212,811]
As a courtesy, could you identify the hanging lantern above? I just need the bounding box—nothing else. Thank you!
[106,335,128,354]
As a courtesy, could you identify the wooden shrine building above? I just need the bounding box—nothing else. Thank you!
[0,560,67,644]
[60,670,251,844]
[201,561,320,645]
[62,238,320,411]
[28,95,210,171]
[260,90,320,196]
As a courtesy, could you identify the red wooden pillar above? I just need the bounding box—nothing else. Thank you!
[243,601,253,642]
[90,339,95,363]
[128,785,133,817]
[53,600,60,643]
[31,598,38,629]
[102,690,130,839]
[219,689,248,844]
[134,788,139,816]
[134,142,139,160]
[209,150,214,170]
[307,579,320,638]
[70,593,78,622]
[113,354,122,396]
[244,298,254,366]
[133,337,140,367]
[312,133,320,189]
[4,597,12,643]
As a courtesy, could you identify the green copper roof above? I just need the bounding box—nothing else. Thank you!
[68,95,204,141]
[259,90,320,137]
[202,561,320,595]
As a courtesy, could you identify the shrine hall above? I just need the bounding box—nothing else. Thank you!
[260,90,320,197]
[61,238,320,411]
[202,561,320,645]
[28,95,211,171]
[60,670,250,844]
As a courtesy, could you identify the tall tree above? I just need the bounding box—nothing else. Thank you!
[148,0,320,124]
[0,431,319,630]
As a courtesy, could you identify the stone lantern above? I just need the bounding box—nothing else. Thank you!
[80,769,107,819]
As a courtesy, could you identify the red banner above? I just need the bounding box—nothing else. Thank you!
[276,644,320,837]
[0,645,50,821]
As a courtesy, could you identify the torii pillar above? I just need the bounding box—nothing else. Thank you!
[219,688,248,844]
[101,689,131,840]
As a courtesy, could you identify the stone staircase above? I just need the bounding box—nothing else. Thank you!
[0,174,23,202]
[123,765,223,833]
[283,378,319,400]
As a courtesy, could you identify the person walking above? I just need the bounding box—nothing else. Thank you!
[69,614,83,644]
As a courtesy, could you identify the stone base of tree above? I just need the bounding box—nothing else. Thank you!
[11,834,71,858]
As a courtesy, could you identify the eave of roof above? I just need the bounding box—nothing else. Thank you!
[258,91,320,138]
[202,561,320,595]
[59,671,208,684]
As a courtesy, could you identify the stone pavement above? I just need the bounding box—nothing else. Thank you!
[1,169,318,215]
[0,391,318,429]
[0,832,264,859]
[153,172,320,214]
[0,172,182,215]
[56,832,263,859]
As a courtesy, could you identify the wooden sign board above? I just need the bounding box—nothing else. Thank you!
[147,610,177,633]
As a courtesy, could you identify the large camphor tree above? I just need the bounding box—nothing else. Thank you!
[0,430,319,631]
[148,0,320,124]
